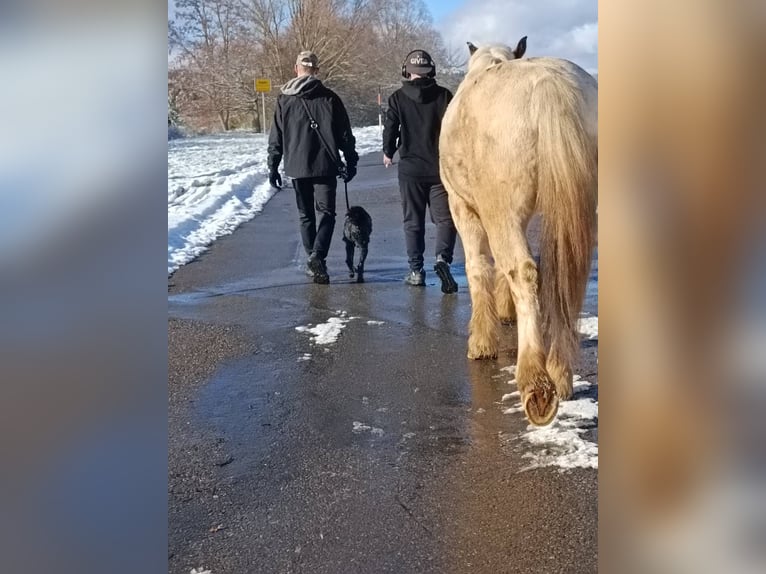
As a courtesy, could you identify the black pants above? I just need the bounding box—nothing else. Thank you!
[292,176,337,260]
[399,179,457,271]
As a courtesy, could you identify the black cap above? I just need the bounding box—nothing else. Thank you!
[404,50,435,77]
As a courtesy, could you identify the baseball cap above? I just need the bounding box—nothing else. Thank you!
[404,50,435,76]
[296,50,319,68]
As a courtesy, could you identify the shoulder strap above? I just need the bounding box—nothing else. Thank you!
[298,97,342,169]
[298,97,350,211]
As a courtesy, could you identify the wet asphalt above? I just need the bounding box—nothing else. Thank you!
[168,155,598,574]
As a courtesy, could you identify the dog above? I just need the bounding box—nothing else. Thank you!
[342,205,372,282]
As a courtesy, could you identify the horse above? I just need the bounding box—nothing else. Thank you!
[439,38,598,426]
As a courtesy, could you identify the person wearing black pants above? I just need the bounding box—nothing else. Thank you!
[383,49,458,293]
[399,180,456,277]
[292,176,337,263]
[267,50,358,284]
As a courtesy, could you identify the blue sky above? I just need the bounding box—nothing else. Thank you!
[425,0,465,22]
[426,0,597,73]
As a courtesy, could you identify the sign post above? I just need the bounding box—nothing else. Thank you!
[255,78,272,134]
[377,87,382,134]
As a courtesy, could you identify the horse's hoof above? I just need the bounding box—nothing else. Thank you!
[467,347,498,360]
[523,388,559,426]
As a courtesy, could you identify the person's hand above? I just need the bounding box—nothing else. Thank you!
[343,164,357,183]
[269,170,282,188]
[383,154,393,168]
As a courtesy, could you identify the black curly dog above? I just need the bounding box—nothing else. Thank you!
[342,206,372,282]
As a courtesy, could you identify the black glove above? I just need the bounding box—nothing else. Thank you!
[269,170,282,189]
[342,164,357,183]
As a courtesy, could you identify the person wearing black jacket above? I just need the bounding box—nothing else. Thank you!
[383,49,458,293]
[267,50,359,284]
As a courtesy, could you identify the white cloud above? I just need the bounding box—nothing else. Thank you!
[438,0,597,73]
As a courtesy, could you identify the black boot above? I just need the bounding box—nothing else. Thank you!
[404,268,425,286]
[434,256,458,294]
[307,254,329,284]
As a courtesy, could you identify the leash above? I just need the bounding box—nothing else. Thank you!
[343,179,350,211]
[298,97,354,212]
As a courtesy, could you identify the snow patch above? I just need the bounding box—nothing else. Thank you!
[578,316,598,340]
[506,376,598,472]
[297,353,312,362]
[191,569,212,574]
[366,320,385,325]
[296,311,354,345]
[352,421,384,436]
[503,405,524,414]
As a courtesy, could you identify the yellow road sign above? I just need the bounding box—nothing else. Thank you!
[255,78,271,92]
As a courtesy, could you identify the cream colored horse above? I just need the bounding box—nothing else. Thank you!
[439,39,597,426]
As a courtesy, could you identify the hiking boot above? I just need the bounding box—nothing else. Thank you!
[307,255,329,284]
[404,268,425,286]
[434,257,458,294]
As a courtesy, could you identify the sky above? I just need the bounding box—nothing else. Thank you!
[168,0,597,73]
[427,0,598,73]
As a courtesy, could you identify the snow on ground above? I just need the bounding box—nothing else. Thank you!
[294,311,385,361]
[296,312,354,345]
[352,421,385,436]
[519,377,598,472]
[501,390,520,402]
[499,312,599,472]
[578,315,599,339]
[168,125,383,275]
[502,374,598,472]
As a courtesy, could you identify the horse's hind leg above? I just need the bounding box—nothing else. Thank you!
[450,194,498,359]
[489,224,558,426]
[495,268,516,324]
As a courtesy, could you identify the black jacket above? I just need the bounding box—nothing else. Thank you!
[268,75,358,179]
[382,78,453,182]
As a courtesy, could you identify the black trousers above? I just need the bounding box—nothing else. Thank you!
[399,179,457,271]
[292,176,337,260]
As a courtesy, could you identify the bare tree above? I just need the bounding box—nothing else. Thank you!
[284,0,371,83]
[170,0,244,130]
[168,0,455,129]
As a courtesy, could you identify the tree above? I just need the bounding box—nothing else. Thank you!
[169,0,244,130]
[168,0,454,129]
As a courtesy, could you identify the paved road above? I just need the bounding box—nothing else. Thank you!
[168,155,598,574]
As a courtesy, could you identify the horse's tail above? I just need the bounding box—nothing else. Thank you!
[535,76,597,370]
